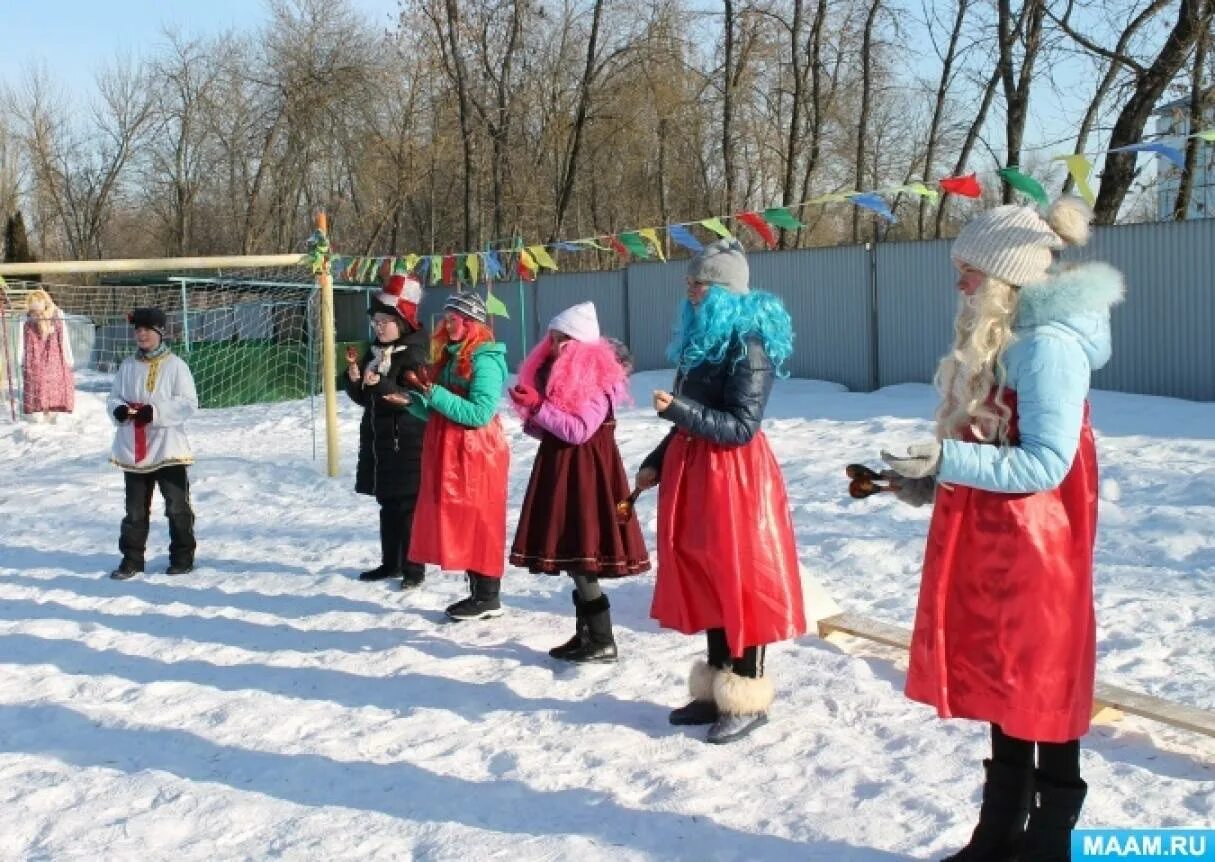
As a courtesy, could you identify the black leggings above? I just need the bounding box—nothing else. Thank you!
[991,724,1081,784]
[706,628,764,678]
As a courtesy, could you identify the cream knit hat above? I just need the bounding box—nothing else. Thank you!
[951,197,1092,286]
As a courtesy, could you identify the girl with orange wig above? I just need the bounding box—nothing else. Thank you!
[405,292,510,620]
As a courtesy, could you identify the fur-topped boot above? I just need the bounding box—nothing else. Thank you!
[668,660,720,725]
[706,670,774,744]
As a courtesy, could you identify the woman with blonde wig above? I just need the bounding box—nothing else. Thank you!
[20,288,75,420]
[881,197,1124,861]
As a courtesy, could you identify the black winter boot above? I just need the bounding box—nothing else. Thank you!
[1020,773,1087,862]
[560,595,617,663]
[399,563,425,591]
[445,573,504,621]
[549,592,588,659]
[109,559,143,580]
[941,760,1034,862]
[669,660,719,725]
[359,564,400,582]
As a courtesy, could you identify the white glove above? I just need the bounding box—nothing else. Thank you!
[880,441,942,480]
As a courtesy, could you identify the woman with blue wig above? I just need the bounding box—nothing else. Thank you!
[636,238,806,744]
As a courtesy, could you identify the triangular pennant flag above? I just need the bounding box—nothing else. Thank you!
[404,253,420,274]
[1192,129,1215,143]
[607,236,631,259]
[892,182,940,204]
[441,254,456,286]
[465,253,480,285]
[1108,141,1186,169]
[429,255,442,285]
[938,173,982,198]
[699,217,732,238]
[415,256,431,284]
[516,251,537,282]
[997,167,1049,209]
[554,241,583,252]
[486,251,506,280]
[849,192,898,223]
[809,192,852,204]
[760,207,804,230]
[638,227,666,261]
[485,291,510,319]
[360,257,379,283]
[528,244,558,270]
[736,212,777,248]
[1054,154,1097,207]
[618,232,652,259]
[667,224,703,253]
[519,247,539,273]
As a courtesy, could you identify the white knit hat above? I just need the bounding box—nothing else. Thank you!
[547,301,600,342]
[687,238,749,295]
[951,197,1092,286]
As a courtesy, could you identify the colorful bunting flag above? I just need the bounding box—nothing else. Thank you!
[429,255,442,285]
[850,193,897,223]
[441,254,456,285]
[404,253,420,274]
[699,217,732,238]
[608,236,631,259]
[484,251,505,280]
[1054,154,1096,207]
[465,253,480,285]
[809,192,852,204]
[667,224,703,253]
[760,207,805,230]
[998,168,1050,209]
[486,292,510,319]
[736,211,777,248]
[938,173,982,198]
[638,227,666,261]
[554,241,583,252]
[416,256,431,284]
[619,232,652,259]
[1193,129,1215,143]
[528,244,558,271]
[892,182,940,204]
[1109,142,1186,169]
[518,247,539,280]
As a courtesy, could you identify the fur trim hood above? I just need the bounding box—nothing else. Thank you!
[514,335,628,419]
[1015,261,1125,372]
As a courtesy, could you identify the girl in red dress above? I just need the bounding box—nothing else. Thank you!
[638,238,805,745]
[20,288,75,420]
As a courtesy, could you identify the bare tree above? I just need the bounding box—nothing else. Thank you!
[1172,13,1211,217]
[997,0,1048,202]
[854,0,883,241]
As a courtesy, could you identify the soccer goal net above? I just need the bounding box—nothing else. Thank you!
[0,269,375,414]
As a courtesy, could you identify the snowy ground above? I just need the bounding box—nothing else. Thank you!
[0,370,1212,861]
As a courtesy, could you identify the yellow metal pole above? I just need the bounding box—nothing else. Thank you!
[313,210,341,478]
[0,253,306,277]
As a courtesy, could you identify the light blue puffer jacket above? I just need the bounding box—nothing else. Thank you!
[937,262,1125,493]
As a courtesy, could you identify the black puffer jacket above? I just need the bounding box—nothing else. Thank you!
[340,327,429,501]
[641,335,775,476]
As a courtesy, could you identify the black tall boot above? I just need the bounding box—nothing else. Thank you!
[362,504,406,581]
[941,760,1034,862]
[560,595,617,664]
[549,591,588,659]
[445,572,504,621]
[1020,773,1087,862]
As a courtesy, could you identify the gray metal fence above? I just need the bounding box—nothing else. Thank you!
[520,218,1215,402]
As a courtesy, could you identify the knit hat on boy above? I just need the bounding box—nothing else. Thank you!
[686,238,749,295]
[370,272,422,329]
[547,302,600,343]
[444,291,489,325]
[128,307,167,337]
[951,196,1092,287]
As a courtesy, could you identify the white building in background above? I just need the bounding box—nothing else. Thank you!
[1153,94,1215,220]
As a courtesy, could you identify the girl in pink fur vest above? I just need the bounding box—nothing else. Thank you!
[508,302,650,663]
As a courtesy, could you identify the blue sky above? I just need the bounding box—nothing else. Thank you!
[0,0,402,97]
